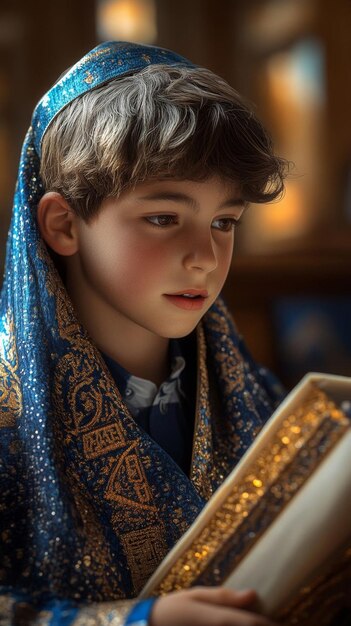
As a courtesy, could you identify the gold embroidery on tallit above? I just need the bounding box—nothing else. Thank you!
[84,71,95,84]
[44,253,167,592]
[189,323,213,500]
[106,442,156,510]
[83,47,113,65]
[147,388,348,594]
[0,311,22,428]
[65,470,125,599]
[44,251,129,438]
[203,300,264,484]
[83,423,127,459]
[206,302,245,396]
[121,527,168,594]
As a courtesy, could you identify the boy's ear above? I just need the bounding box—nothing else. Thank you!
[37,192,79,256]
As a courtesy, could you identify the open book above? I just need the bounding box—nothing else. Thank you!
[139,373,351,626]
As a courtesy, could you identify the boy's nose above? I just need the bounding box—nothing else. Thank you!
[183,233,218,273]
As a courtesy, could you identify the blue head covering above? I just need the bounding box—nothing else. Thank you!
[0,41,283,605]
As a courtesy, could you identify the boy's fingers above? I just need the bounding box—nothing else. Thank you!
[150,592,280,626]
[187,586,258,608]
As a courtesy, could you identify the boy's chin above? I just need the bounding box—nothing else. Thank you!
[154,306,214,339]
[157,320,203,340]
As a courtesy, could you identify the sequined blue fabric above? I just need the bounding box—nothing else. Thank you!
[0,41,283,625]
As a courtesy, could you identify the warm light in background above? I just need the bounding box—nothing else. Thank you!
[97,0,157,43]
[243,180,309,252]
[241,37,326,253]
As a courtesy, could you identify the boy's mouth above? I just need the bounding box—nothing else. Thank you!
[163,289,209,311]
[166,289,208,299]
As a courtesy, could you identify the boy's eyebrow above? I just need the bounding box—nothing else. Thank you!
[138,192,247,212]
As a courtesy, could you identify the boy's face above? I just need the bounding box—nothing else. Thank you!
[70,176,245,339]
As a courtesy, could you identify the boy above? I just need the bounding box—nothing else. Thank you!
[0,41,287,625]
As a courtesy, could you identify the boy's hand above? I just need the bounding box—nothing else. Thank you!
[149,587,279,626]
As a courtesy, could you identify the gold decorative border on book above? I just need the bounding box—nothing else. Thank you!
[193,414,348,587]
[149,387,348,595]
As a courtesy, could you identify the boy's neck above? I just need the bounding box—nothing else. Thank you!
[101,333,170,388]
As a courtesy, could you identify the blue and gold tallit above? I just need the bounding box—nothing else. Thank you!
[0,41,284,625]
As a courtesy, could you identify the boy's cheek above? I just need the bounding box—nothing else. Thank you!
[79,239,169,294]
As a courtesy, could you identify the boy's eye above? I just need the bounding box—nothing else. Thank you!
[212,217,241,232]
[145,215,178,227]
